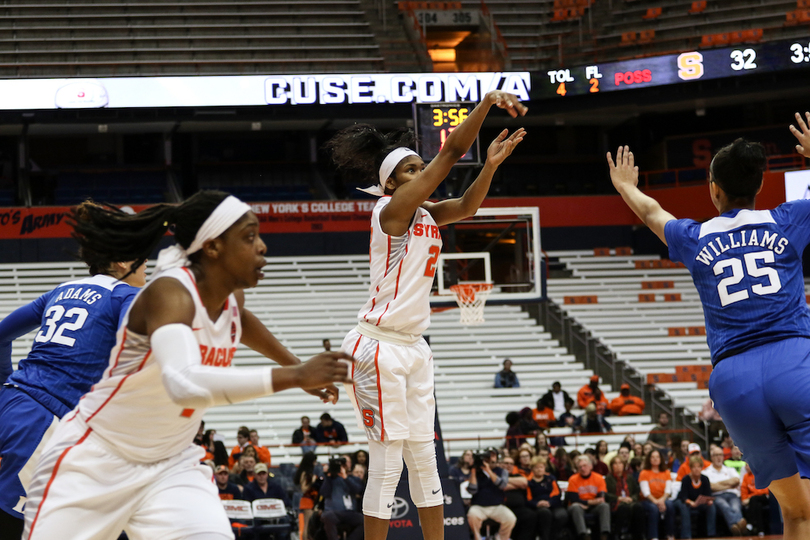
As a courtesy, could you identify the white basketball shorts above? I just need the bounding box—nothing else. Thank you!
[341,328,435,442]
[24,417,232,540]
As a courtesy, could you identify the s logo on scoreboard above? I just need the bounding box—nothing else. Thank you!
[677,52,704,80]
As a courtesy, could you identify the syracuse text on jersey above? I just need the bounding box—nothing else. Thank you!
[695,229,789,266]
[199,344,236,367]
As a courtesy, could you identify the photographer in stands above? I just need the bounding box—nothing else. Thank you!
[321,456,364,540]
[467,449,516,540]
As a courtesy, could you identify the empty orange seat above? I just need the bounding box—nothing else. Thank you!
[551,8,568,20]
[688,0,707,13]
[664,293,682,302]
[787,10,800,23]
[639,29,655,42]
[621,31,637,43]
[615,247,632,255]
[729,30,744,43]
[740,28,763,42]
[642,7,662,19]
[642,280,674,289]
[594,247,611,256]
[799,0,810,8]
[712,32,730,45]
[564,295,598,304]
[638,294,656,302]
[700,34,713,47]
[799,9,810,21]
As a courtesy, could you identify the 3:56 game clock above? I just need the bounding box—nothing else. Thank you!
[414,102,480,166]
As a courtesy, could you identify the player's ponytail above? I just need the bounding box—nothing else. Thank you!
[710,138,766,204]
[325,124,417,183]
[71,190,230,276]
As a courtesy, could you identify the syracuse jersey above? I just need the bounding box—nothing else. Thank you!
[665,203,810,364]
[68,266,241,463]
[358,196,443,335]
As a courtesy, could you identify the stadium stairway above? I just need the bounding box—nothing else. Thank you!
[1,256,658,464]
[545,248,712,438]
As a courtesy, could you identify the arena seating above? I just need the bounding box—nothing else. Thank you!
[546,248,712,419]
[0,1,384,77]
[1,256,659,464]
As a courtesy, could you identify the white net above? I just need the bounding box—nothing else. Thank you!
[449,283,493,325]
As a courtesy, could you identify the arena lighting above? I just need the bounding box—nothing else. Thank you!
[0,72,531,110]
[428,49,457,62]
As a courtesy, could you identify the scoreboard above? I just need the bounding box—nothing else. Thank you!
[413,102,481,165]
[532,37,810,99]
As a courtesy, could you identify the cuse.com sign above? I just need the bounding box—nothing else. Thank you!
[0,72,530,110]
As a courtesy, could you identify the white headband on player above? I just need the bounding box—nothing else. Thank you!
[357,147,420,197]
[154,195,252,274]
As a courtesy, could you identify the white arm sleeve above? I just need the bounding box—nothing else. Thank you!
[151,323,274,408]
[639,480,651,498]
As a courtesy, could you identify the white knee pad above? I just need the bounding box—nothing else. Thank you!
[402,439,443,508]
[364,439,404,519]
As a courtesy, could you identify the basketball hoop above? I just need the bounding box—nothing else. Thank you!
[449,283,493,325]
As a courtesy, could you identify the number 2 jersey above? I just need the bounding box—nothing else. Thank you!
[357,196,443,336]
[665,202,810,365]
[4,274,138,417]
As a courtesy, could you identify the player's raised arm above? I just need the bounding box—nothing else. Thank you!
[381,90,527,234]
[607,145,676,245]
[790,111,810,158]
[423,127,526,226]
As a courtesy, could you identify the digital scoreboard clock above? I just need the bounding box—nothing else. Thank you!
[413,102,480,165]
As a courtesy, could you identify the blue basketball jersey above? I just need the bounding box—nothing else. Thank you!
[665,202,810,364]
[5,274,138,417]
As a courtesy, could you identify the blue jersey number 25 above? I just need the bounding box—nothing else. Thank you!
[713,251,782,307]
[35,305,89,347]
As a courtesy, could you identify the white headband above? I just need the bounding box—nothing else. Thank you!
[153,195,252,274]
[357,147,419,197]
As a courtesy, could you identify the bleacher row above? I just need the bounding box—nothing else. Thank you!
[546,248,715,420]
[1,256,658,464]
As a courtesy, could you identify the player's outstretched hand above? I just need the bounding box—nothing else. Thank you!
[607,145,640,192]
[487,90,528,118]
[789,112,810,158]
[299,352,354,404]
[487,128,526,166]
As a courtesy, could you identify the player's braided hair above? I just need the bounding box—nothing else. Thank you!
[324,124,416,184]
[70,190,230,277]
[710,138,766,204]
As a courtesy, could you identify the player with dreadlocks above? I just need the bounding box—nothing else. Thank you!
[23,191,353,540]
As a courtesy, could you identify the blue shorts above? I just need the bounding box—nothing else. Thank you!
[710,337,810,489]
[0,386,58,519]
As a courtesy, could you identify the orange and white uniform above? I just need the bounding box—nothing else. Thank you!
[342,196,442,442]
[23,267,241,540]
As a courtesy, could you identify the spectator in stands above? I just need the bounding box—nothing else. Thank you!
[467,449,516,540]
[551,448,574,481]
[574,402,612,434]
[676,443,711,482]
[605,456,644,540]
[501,455,537,540]
[639,449,675,540]
[741,463,770,536]
[323,338,331,351]
[699,398,726,446]
[518,407,540,438]
[584,448,608,476]
[506,411,524,452]
[353,450,368,469]
[577,375,609,415]
[249,429,272,465]
[229,427,252,467]
[352,463,367,482]
[646,412,670,452]
[725,446,745,476]
[515,447,534,478]
[609,383,646,416]
[632,442,644,461]
[596,440,610,472]
[676,454,716,539]
[527,457,568,540]
[556,397,577,428]
[533,396,556,429]
[721,433,734,460]
[243,463,291,507]
[704,447,747,535]
[450,450,474,485]
[314,413,348,445]
[566,454,611,540]
[212,440,230,468]
[215,464,243,501]
[295,452,321,540]
[494,358,520,388]
[534,432,550,454]
[667,435,685,473]
[233,453,257,486]
[322,457,364,540]
[293,415,318,454]
[542,381,572,417]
